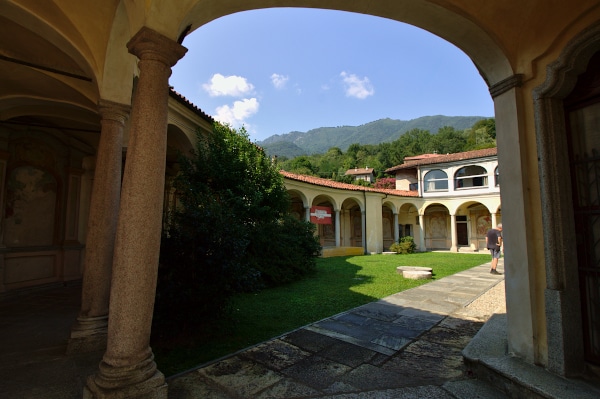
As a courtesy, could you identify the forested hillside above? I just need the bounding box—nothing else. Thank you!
[276,118,496,185]
[259,115,486,158]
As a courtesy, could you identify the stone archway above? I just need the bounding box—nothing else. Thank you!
[423,204,451,250]
[533,21,600,376]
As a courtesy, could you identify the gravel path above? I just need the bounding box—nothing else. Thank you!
[460,280,506,320]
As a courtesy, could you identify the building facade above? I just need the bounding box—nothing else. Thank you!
[2,1,600,397]
[283,148,501,256]
[344,167,375,183]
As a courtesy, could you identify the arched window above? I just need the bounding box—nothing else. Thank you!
[424,169,448,192]
[495,166,500,186]
[455,165,488,189]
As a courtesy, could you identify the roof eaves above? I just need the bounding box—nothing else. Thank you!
[169,88,215,123]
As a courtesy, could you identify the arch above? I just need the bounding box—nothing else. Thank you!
[382,199,397,214]
[1,2,99,82]
[455,201,497,250]
[312,194,338,211]
[312,195,337,247]
[532,20,600,376]
[396,202,419,244]
[422,203,450,250]
[341,197,363,248]
[166,124,194,161]
[454,165,488,189]
[0,2,103,153]
[423,169,448,192]
[382,204,395,250]
[495,165,500,187]
[287,189,308,221]
[342,195,365,213]
[180,1,512,86]
[100,1,135,104]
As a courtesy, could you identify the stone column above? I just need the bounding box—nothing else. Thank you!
[450,214,458,252]
[393,212,399,242]
[334,209,341,247]
[492,74,535,364]
[491,212,499,228]
[419,214,425,251]
[304,206,310,222]
[68,100,129,354]
[361,210,366,252]
[84,27,186,399]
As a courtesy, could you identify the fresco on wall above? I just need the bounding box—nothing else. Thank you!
[427,212,447,238]
[4,166,57,247]
[477,214,492,236]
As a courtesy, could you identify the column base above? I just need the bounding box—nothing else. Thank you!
[67,315,108,354]
[84,350,166,399]
[84,370,167,399]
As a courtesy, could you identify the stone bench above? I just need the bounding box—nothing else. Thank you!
[396,266,433,280]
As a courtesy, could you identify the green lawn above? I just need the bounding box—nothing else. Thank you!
[153,252,490,376]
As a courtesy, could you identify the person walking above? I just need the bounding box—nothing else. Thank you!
[486,223,503,275]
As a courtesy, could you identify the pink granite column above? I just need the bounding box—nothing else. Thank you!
[85,27,186,399]
[68,100,129,354]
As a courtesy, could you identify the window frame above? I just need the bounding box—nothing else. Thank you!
[423,169,448,192]
[454,165,488,190]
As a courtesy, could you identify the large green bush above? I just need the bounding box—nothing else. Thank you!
[153,123,321,339]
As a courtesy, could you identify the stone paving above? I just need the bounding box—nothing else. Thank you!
[167,260,505,398]
[0,259,505,399]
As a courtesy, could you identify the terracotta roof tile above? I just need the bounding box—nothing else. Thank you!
[169,88,214,123]
[385,147,497,173]
[280,170,419,197]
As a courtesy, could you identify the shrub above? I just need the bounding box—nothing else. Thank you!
[246,215,321,286]
[389,236,417,254]
[374,177,396,189]
[153,123,321,339]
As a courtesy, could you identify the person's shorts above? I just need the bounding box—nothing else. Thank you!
[489,248,501,259]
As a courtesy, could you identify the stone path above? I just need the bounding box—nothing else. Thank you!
[168,260,506,398]
[0,259,506,398]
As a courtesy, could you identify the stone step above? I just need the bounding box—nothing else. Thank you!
[443,378,509,398]
[463,313,600,399]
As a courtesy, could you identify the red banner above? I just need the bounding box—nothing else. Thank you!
[310,206,332,224]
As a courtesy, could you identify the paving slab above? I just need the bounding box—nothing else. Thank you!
[1,259,514,399]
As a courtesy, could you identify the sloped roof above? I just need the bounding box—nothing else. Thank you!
[281,170,419,197]
[385,147,497,173]
[345,167,375,176]
[169,88,214,123]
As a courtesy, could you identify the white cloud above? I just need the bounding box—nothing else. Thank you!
[202,73,254,97]
[214,98,260,127]
[271,73,289,89]
[340,71,374,99]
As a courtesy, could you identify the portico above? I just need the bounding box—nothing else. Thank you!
[2,1,600,397]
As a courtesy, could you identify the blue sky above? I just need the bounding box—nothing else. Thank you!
[169,8,494,143]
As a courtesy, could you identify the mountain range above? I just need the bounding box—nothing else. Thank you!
[257,115,488,158]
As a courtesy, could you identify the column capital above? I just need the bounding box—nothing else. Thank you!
[127,27,187,67]
[98,100,130,125]
[489,74,523,98]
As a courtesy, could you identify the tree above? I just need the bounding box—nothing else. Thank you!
[432,126,467,154]
[395,128,434,156]
[154,123,321,338]
[284,155,318,175]
[472,118,496,139]
[465,118,496,150]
